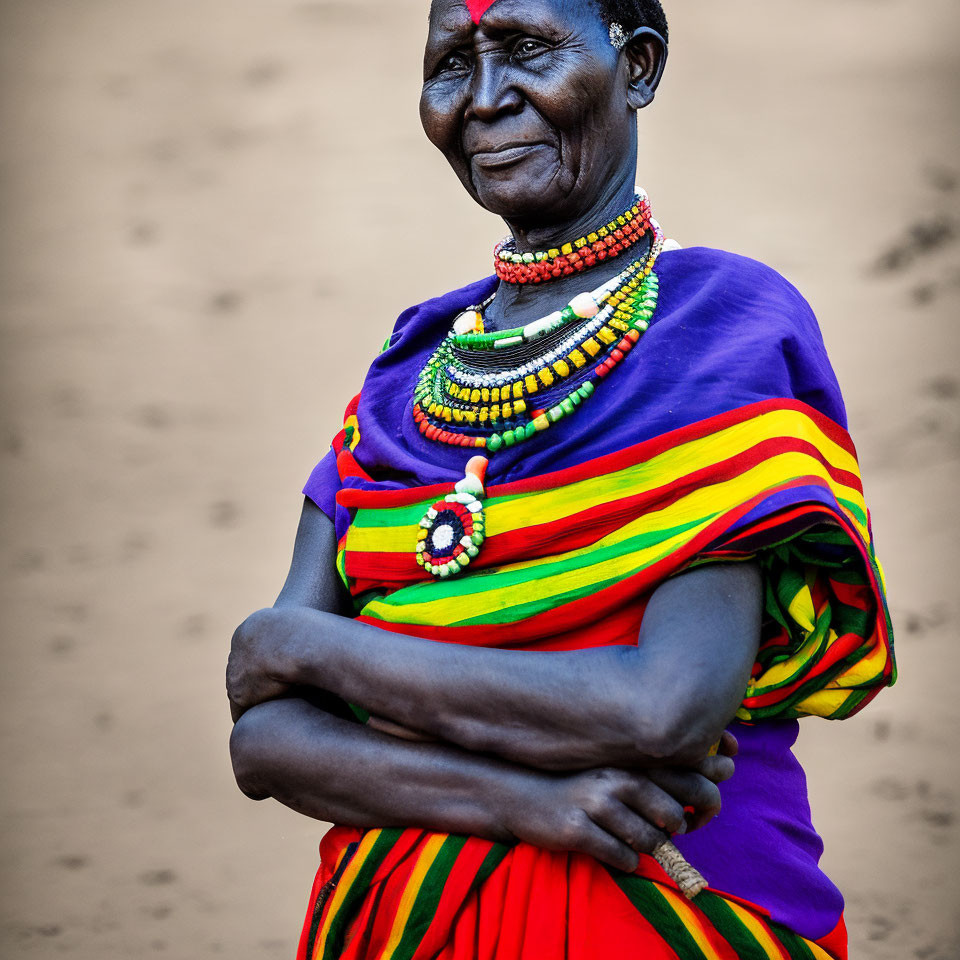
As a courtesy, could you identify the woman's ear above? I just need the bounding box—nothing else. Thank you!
[623,27,667,110]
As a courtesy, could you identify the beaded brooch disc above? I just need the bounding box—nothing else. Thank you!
[417,456,488,578]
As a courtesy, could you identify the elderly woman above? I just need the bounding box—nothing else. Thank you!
[227,1,895,957]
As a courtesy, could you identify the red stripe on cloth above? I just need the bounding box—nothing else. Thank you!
[830,578,874,612]
[410,838,500,959]
[355,600,648,654]
[296,861,335,960]
[818,915,849,960]
[343,436,863,587]
[336,448,371,482]
[346,472,838,600]
[742,633,875,709]
[352,485,810,644]
[337,399,859,511]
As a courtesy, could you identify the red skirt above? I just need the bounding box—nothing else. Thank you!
[297,826,847,960]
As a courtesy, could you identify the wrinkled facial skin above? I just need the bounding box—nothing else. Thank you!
[420,0,658,231]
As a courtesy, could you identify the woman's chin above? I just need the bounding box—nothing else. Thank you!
[469,163,571,223]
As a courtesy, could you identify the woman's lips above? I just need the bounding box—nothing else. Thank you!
[469,142,551,170]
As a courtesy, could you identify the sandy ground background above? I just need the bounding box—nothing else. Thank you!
[1,0,958,956]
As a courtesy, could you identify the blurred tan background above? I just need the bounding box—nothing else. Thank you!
[1,0,958,957]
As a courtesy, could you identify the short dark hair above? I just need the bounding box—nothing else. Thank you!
[592,0,669,43]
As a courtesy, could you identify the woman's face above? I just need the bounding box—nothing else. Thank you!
[420,0,644,227]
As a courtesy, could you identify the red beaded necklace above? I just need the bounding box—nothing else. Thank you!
[493,190,653,285]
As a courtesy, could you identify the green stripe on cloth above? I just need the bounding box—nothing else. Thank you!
[692,892,774,959]
[473,842,510,887]
[836,496,867,528]
[304,842,359,960]
[453,572,631,627]
[771,923,819,959]
[320,828,404,960]
[389,835,469,960]
[610,873,711,960]
[361,516,708,618]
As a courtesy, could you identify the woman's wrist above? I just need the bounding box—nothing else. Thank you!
[474,760,544,844]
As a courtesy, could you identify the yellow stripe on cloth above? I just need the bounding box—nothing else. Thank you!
[724,899,790,959]
[804,938,837,960]
[655,885,726,960]
[834,632,890,686]
[786,584,817,634]
[359,451,864,627]
[377,833,447,960]
[484,408,861,535]
[311,828,382,960]
[361,518,700,625]
[345,407,866,556]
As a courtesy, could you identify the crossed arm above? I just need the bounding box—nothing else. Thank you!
[227,498,762,871]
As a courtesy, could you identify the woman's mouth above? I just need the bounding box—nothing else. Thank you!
[469,142,551,170]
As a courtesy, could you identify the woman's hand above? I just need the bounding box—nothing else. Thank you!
[500,754,734,873]
[227,608,299,722]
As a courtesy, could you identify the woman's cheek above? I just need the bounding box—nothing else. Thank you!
[420,86,464,150]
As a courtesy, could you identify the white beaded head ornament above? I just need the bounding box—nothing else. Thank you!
[608,22,629,50]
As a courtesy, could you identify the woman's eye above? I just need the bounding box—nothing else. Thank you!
[438,52,469,73]
[514,38,548,59]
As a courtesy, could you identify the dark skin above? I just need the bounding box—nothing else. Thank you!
[227,0,763,875]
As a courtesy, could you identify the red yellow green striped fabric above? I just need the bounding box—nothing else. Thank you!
[334,399,894,721]
[297,826,847,960]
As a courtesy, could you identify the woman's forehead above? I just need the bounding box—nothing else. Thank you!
[465,0,497,22]
[429,0,591,34]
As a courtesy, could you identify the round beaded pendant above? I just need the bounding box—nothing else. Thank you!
[417,456,488,578]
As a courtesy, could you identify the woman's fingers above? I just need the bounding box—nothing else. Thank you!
[613,776,687,835]
[644,769,722,832]
[565,813,641,873]
[695,753,736,784]
[584,796,667,861]
[717,730,739,757]
[576,770,674,856]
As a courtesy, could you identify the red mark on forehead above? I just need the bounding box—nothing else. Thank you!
[464,0,499,23]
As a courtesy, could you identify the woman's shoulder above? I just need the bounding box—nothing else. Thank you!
[648,245,847,425]
[658,244,816,313]
[654,244,827,344]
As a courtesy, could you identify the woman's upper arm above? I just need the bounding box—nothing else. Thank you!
[274,497,349,614]
[634,561,763,761]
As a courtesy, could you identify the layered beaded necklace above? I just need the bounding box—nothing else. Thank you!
[411,191,667,578]
[494,189,653,284]
[413,216,664,455]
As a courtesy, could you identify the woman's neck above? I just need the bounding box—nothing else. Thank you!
[505,178,638,253]
[483,179,649,332]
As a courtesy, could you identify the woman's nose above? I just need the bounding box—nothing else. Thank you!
[467,56,523,121]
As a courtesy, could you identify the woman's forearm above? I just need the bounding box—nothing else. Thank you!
[230,697,524,839]
[232,564,762,770]
[229,697,739,872]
